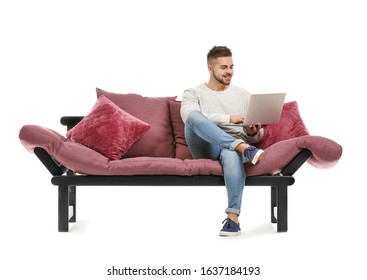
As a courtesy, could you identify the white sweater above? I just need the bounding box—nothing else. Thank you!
[180,83,264,144]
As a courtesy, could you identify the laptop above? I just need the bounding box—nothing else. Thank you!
[229,93,286,126]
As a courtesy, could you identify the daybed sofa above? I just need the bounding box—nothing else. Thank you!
[19,88,343,233]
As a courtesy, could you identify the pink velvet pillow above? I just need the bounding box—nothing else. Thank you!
[96,88,176,158]
[168,99,192,159]
[66,95,150,160]
[257,101,309,149]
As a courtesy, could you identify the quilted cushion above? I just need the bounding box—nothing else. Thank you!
[66,95,150,160]
[96,88,176,158]
[19,125,342,176]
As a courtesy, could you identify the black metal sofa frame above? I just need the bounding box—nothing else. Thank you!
[34,116,312,233]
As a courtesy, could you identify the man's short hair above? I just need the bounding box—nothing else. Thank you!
[207,46,232,64]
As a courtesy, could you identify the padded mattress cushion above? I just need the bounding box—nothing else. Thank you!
[19,125,342,176]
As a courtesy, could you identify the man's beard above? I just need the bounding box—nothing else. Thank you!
[213,70,232,85]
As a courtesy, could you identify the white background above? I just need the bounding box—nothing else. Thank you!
[1,0,366,279]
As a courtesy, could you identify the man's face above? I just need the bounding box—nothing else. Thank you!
[209,56,234,85]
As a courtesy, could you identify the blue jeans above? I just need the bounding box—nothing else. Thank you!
[184,110,250,215]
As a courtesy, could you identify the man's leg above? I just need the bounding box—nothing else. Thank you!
[218,148,248,236]
[184,121,221,160]
[184,110,263,236]
[220,149,245,218]
[185,111,264,164]
[185,110,244,154]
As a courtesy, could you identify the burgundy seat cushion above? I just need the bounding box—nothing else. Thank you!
[246,136,342,176]
[19,125,342,176]
[96,88,176,158]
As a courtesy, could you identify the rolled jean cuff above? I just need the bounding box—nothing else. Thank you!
[225,207,241,215]
[229,139,244,151]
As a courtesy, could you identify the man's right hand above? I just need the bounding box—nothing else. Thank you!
[230,115,245,124]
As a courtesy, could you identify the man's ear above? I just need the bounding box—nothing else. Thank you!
[207,64,213,74]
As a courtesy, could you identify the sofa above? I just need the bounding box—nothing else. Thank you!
[19,88,343,233]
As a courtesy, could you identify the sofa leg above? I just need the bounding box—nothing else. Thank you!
[68,186,76,223]
[276,185,288,232]
[58,185,69,232]
[271,186,277,223]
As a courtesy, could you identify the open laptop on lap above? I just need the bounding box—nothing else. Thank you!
[229,93,286,126]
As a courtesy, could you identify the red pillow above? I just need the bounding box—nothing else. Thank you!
[258,101,309,149]
[66,95,150,160]
[96,88,176,158]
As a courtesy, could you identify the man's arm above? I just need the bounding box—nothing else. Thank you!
[244,127,264,143]
[180,88,230,125]
[180,88,201,123]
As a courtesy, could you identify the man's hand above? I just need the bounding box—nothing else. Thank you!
[244,123,262,136]
[229,115,263,136]
[230,115,245,124]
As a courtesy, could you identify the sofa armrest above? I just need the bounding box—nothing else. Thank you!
[34,147,68,175]
[60,116,84,131]
[281,148,312,176]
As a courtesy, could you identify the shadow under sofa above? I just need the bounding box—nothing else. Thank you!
[18,89,343,233]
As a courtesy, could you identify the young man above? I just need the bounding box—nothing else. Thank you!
[180,46,264,236]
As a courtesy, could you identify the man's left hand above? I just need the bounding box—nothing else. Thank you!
[243,123,262,136]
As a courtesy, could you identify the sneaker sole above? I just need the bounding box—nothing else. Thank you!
[219,230,241,237]
[251,149,264,165]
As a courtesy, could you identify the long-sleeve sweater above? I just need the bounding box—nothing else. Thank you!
[180,83,264,144]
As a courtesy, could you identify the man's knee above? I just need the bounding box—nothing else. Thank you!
[186,110,201,120]
[186,110,206,126]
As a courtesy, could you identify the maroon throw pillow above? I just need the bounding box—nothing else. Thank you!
[258,101,309,149]
[168,99,192,159]
[96,88,176,158]
[66,95,150,160]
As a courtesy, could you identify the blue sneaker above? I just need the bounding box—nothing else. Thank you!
[219,218,241,236]
[245,146,264,165]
